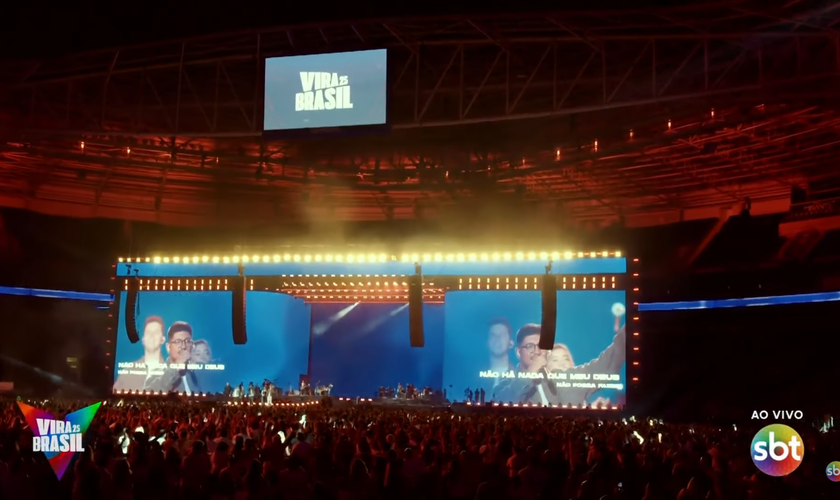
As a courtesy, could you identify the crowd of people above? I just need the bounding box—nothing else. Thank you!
[0,397,836,500]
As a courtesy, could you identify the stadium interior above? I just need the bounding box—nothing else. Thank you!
[0,2,839,498]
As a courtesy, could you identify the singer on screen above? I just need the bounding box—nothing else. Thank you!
[113,316,166,392]
[523,321,626,406]
[492,324,547,403]
[191,339,212,364]
[144,321,202,394]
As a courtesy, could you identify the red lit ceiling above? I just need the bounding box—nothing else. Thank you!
[0,3,838,228]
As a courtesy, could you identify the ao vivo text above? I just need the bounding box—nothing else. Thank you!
[751,410,804,420]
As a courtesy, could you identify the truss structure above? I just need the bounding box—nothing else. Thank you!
[0,2,838,227]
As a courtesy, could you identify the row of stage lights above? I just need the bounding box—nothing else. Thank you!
[118,251,623,264]
[88,108,724,167]
[110,389,618,410]
[459,275,617,290]
[227,401,320,407]
[300,295,445,303]
[121,276,618,292]
[470,401,620,410]
[121,279,445,293]
[114,389,210,397]
[113,390,321,407]
[89,109,720,175]
[555,108,732,157]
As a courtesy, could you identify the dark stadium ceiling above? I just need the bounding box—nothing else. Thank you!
[0,2,838,228]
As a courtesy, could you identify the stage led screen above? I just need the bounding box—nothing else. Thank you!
[263,49,387,131]
[308,303,444,397]
[113,291,310,394]
[442,290,627,406]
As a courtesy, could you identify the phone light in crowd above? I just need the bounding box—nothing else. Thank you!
[633,431,644,444]
[751,424,804,477]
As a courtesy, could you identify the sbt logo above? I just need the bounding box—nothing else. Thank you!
[33,418,85,452]
[826,461,840,482]
[751,410,804,420]
[295,72,353,111]
[751,424,804,477]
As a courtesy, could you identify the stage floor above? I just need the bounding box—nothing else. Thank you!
[110,393,624,416]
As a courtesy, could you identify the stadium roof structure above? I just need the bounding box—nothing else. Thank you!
[0,2,838,228]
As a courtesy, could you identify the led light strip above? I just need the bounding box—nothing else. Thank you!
[117,251,624,264]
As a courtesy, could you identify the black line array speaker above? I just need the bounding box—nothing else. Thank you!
[539,274,557,350]
[408,274,425,347]
[124,277,140,344]
[232,275,248,345]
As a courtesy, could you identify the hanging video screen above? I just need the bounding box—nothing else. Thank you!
[113,291,310,394]
[263,49,387,131]
[442,290,627,406]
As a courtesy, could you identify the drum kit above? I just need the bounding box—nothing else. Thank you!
[315,384,333,396]
[297,381,333,397]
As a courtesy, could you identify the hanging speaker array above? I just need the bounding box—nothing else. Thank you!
[232,274,247,345]
[124,277,140,344]
[539,274,557,350]
[408,274,425,347]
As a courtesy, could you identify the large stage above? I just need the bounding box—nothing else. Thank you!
[109,251,638,412]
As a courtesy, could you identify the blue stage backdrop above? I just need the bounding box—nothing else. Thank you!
[264,49,387,131]
[442,290,627,406]
[113,291,310,394]
[308,303,444,397]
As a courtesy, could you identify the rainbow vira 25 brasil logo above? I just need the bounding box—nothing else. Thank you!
[16,401,101,480]
[751,424,804,477]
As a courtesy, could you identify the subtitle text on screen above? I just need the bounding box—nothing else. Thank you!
[478,370,623,391]
[116,361,225,376]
